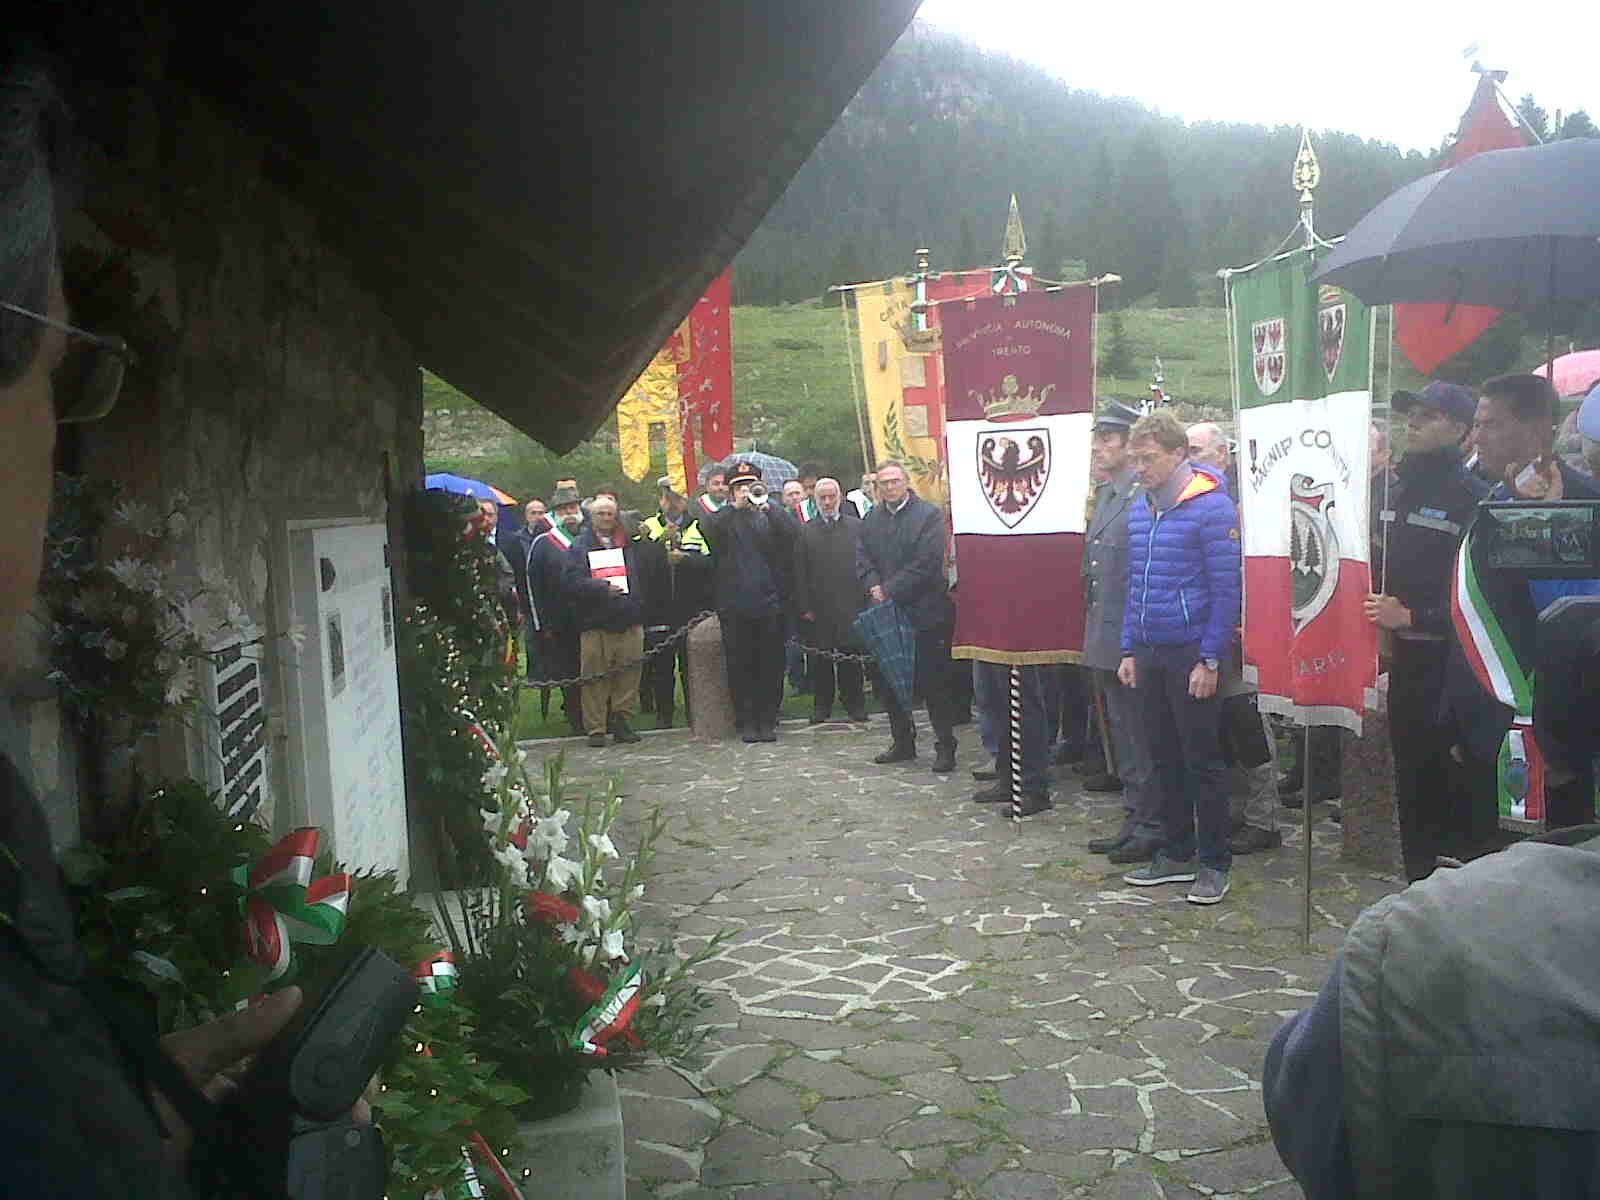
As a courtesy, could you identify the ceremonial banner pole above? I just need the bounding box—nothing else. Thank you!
[1298,131,1317,951]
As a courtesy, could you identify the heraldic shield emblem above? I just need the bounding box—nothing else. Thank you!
[977,428,1050,529]
[1289,473,1340,634]
[1319,301,1345,382]
[1252,318,1286,396]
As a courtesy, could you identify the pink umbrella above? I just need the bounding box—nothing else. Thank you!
[1532,349,1600,398]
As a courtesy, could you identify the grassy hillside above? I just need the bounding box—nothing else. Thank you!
[424,302,1564,501]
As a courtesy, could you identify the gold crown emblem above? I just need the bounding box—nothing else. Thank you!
[977,374,1052,421]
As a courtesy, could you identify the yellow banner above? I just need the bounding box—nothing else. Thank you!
[853,281,947,507]
[616,350,687,494]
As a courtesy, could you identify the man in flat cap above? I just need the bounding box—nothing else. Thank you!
[1080,401,1163,858]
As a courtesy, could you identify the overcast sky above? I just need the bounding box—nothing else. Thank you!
[915,0,1594,154]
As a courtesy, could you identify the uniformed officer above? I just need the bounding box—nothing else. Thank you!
[1079,400,1164,860]
[1365,381,1490,880]
[638,480,711,727]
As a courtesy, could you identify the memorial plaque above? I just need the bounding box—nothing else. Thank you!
[288,522,409,884]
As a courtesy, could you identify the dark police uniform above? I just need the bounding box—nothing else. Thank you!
[1374,438,1488,878]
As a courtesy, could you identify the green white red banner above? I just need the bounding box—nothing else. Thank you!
[1229,246,1377,732]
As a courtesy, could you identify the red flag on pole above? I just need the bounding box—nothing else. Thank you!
[1393,76,1527,375]
[678,269,733,488]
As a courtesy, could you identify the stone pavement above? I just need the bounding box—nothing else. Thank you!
[541,713,1403,1200]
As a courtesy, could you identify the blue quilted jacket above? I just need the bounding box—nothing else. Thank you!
[1121,465,1241,661]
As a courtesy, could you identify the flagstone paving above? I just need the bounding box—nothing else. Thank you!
[537,714,1401,1200]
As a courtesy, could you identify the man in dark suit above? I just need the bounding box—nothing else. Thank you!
[794,477,868,723]
[856,460,960,773]
[1082,402,1162,860]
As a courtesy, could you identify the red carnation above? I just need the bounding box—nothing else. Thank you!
[525,891,580,926]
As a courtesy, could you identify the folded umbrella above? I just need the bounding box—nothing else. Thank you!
[852,601,911,710]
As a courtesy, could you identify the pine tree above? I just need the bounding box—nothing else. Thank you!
[1101,310,1134,378]
[1157,218,1198,308]
[1033,208,1066,280]
[956,215,979,270]
[1116,129,1181,303]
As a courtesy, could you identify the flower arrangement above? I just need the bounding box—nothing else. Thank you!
[40,473,300,770]
[437,719,725,1120]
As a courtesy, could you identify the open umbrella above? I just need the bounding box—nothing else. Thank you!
[852,601,911,709]
[1312,139,1600,322]
[424,472,518,505]
[729,451,799,491]
[1534,349,1600,399]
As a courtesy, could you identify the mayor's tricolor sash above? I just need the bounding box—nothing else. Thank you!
[695,493,722,515]
[543,522,575,551]
[1452,525,1545,826]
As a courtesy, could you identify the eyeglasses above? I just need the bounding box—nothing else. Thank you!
[0,301,135,423]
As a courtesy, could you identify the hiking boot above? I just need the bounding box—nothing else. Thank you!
[972,780,1012,804]
[1123,855,1198,887]
[611,716,641,744]
[587,732,608,749]
[873,743,915,764]
[1107,837,1160,864]
[758,725,778,743]
[931,743,957,774]
[972,762,998,782]
[1186,867,1231,905]
[1082,772,1123,793]
[1087,835,1125,855]
[1230,826,1282,854]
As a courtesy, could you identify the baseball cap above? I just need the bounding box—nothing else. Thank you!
[1392,380,1476,427]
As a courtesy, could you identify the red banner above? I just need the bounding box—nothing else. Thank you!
[678,269,733,488]
[942,287,1097,663]
[1394,77,1525,374]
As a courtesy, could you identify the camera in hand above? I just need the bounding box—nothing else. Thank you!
[191,947,419,1200]
[1476,501,1600,778]
[748,482,769,507]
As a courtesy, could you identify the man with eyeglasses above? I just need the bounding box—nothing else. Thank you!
[0,55,349,1193]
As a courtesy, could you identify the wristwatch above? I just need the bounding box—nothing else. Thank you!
[1200,657,1219,671]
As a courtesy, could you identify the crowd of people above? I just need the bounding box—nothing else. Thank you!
[480,372,1600,912]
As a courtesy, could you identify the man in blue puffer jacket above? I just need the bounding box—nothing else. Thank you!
[1115,410,1242,905]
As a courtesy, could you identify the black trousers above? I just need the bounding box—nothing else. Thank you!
[811,652,864,719]
[642,629,690,721]
[721,612,785,732]
[1389,640,1492,877]
[878,621,960,750]
[532,629,582,731]
[1134,643,1230,872]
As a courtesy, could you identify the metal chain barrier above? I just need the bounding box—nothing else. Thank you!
[520,610,880,689]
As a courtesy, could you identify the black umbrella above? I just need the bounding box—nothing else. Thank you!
[1312,139,1600,315]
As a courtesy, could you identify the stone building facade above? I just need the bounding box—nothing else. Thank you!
[2,51,422,862]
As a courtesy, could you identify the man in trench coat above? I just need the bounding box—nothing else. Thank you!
[794,477,869,723]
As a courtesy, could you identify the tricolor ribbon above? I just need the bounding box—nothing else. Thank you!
[1452,531,1545,823]
[990,263,1031,295]
[569,962,643,1057]
[412,949,460,1008]
[233,828,352,983]
[467,722,500,761]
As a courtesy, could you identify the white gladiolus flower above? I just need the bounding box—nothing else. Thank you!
[107,557,146,589]
[528,812,570,859]
[544,855,581,892]
[164,671,193,706]
[481,763,509,791]
[492,843,530,887]
[581,896,611,928]
[481,808,504,835]
[556,922,582,945]
[580,944,597,966]
[600,929,627,962]
[587,833,619,861]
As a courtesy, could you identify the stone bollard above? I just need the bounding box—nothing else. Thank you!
[687,614,737,740]
[1339,674,1404,876]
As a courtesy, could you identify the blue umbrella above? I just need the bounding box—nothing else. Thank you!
[424,472,518,505]
[852,601,913,709]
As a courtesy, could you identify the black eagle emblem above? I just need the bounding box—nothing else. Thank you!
[978,432,1048,520]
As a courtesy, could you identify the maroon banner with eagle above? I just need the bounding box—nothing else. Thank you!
[943,287,1096,663]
